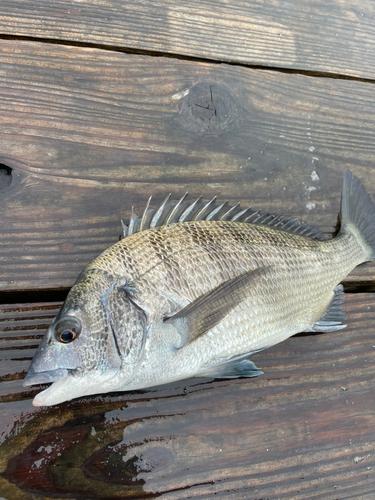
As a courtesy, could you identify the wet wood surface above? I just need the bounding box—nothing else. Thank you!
[1,294,375,499]
[1,40,375,293]
[1,1,375,499]
[1,0,375,78]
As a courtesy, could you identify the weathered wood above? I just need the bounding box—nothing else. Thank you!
[1,294,375,499]
[1,40,375,293]
[1,1,375,78]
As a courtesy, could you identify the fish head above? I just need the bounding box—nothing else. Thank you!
[24,270,147,406]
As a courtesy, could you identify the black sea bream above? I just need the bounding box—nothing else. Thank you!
[24,171,375,406]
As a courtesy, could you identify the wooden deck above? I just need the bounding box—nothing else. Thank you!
[1,1,375,498]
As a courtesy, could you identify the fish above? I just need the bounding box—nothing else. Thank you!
[23,170,375,406]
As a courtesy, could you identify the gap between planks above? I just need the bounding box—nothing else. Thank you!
[1,33,375,86]
[1,284,375,306]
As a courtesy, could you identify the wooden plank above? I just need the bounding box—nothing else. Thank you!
[1,40,375,293]
[1,293,375,499]
[1,1,375,79]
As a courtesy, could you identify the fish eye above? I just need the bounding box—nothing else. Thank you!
[54,317,81,344]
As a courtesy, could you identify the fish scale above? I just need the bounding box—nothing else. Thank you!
[23,171,375,406]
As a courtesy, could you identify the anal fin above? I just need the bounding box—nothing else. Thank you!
[198,352,263,379]
[306,285,346,332]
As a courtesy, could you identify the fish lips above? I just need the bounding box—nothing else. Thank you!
[23,367,79,407]
[23,367,69,387]
[23,367,73,407]
[24,366,124,407]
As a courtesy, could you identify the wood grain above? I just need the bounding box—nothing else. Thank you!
[1,294,375,499]
[1,1,375,79]
[1,40,375,293]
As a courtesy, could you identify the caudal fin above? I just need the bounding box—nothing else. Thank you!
[340,170,375,261]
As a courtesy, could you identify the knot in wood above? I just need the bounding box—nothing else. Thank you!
[0,164,12,190]
[177,82,238,135]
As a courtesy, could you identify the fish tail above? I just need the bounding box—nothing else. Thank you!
[340,170,375,261]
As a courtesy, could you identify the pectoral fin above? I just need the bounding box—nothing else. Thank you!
[164,267,267,347]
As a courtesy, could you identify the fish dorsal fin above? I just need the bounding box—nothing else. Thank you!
[245,212,326,240]
[122,194,326,241]
[164,267,268,348]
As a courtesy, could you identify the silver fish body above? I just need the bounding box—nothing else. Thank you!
[24,171,375,406]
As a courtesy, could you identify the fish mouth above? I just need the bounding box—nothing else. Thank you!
[23,368,69,387]
[23,368,75,407]
[23,366,122,407]
[23,368,74,407]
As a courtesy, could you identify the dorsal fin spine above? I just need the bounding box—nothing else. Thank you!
[128,207,137,236]
[206,201,229,221]
[194,196,217,221]
[231,207,253,222]
[220,203,240,221]
[179,196,203,222]
[139,197,152,232]
[165,192,189,224]
[121,195,326,241]
[150,193,171,228]
[121,219,128,238]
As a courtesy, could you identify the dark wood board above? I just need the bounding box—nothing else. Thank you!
[1,293,375,499]
[1,1,375,79]
[1,40,375,294]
